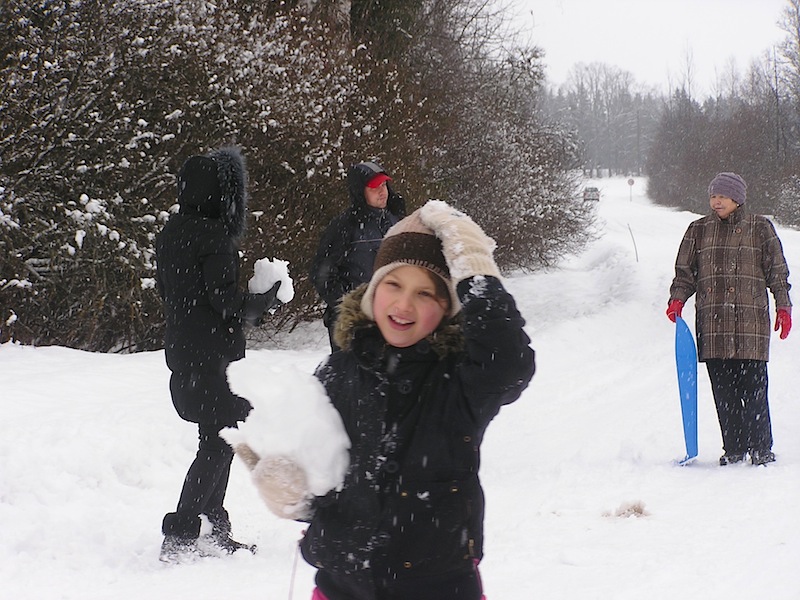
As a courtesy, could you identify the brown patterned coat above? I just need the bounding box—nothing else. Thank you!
[669,206,792,362]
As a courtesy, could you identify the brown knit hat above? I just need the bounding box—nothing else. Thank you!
[361,207,460,319]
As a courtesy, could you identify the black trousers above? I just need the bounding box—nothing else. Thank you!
[162,423,234,537]
[705,359,772,454]
[326,324,341,353]
[323,304,341,353]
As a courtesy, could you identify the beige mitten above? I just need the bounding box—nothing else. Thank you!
[233,443,261,470]
[234,444,312,520]
[418,200,500,282]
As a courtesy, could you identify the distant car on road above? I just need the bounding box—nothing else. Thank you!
[583,186,600,201]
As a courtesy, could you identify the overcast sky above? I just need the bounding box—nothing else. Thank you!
[508,0,789,96]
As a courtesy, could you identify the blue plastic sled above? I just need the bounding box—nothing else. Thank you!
[675,316,698,464]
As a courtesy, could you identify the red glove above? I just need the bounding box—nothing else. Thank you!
[774,307,792,340]
[666,299,684,323]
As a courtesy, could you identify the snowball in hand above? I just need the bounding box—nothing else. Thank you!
[221,360,350,497]
[249,257,294,303]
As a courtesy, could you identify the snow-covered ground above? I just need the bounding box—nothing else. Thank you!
[2,177,798,599]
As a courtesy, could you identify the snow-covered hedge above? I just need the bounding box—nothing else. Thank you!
[0,0,588,351]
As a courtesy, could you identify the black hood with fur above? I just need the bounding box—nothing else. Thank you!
[178,146,248,239]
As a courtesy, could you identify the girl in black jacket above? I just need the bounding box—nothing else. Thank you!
[245,201,535,599]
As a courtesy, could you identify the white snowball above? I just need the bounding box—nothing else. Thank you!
[222,361,350,497]
[248,257,294,303]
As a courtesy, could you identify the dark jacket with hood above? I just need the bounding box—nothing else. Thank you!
[310,163,406,325]
[300,276,535,592]
[155,147,256,422]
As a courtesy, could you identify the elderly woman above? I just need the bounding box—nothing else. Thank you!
[667,172,792,466]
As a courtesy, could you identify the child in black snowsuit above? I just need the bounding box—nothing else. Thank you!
[244,200,535,599]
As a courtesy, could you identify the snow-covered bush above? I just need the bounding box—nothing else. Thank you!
[0,0,589,350]
[0,0,362,349]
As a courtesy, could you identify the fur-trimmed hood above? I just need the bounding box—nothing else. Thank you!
[178,146,248,239]
[332,284,464,357]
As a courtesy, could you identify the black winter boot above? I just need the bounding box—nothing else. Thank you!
[204,508,257,555]
[719,453,745,466]
[160,513,202,563]
[750,449,776,466]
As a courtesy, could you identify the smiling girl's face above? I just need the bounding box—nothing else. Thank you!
[372,265,450,348]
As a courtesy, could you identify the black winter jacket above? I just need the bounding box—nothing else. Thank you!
[300,276,535,589]
[156,213,248,373]
[155,147,255,424]
[310,167,405,324]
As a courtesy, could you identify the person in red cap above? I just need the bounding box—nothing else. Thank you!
[666,172,792,466]
[311,161,406,351]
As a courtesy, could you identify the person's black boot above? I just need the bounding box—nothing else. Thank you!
[160,513,202,563]
[750,449,776,466]
[209,531,257,555]
[719,453,745,466]
[205,508,257,555]
[160,535,198,563]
